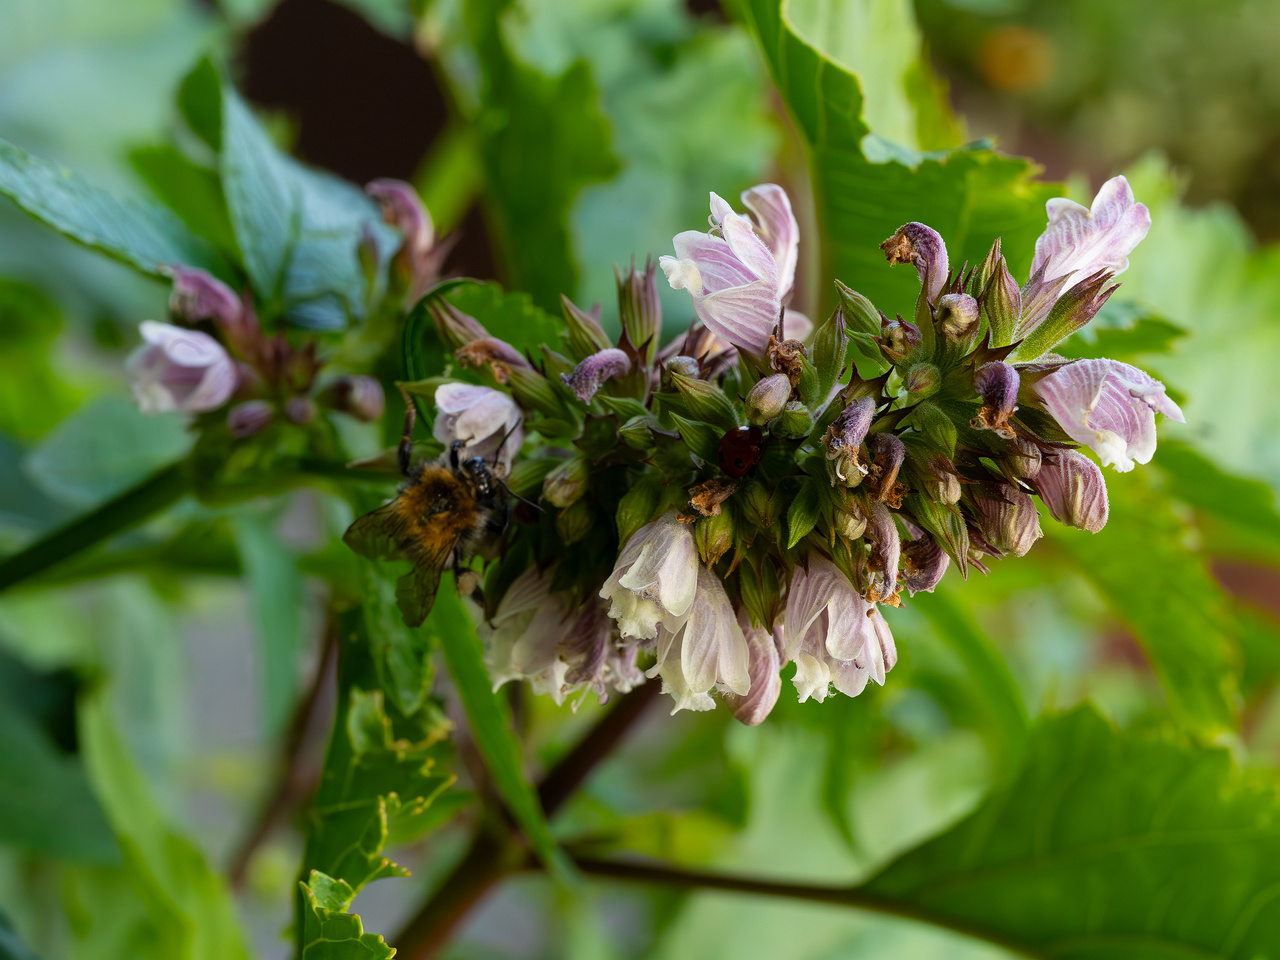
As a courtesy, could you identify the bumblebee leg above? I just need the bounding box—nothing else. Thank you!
[397,386,417,478]
[454,563,486,608]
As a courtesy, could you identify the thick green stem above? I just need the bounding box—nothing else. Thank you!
[0,462,191,593]
[571,858,1045,960]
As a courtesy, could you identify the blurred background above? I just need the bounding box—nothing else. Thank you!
[3,1,1280,958]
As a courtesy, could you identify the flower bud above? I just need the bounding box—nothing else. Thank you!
[560,294,612,361]
[429,300,489,351]
[670,371,739,432]
[981,255,1022,348]
[936,293,979,340]
[506,364,565,419]
[739,478,775,531]
[865,500,901,600]
[1009,438,1043,479]
[823,396,875,486]
[227,400,275,438]
[834,499,867,540]
[695,509,735,564]
[556,497,594,546]
[970,237,1002,298]
[367,178,437,299]
[972,361,1020,439]
[774,401,813,439]
[745,373,791,425]
[322,375,385,422]
[543,456,590,508]
[664,355,701,381]
[285,396,317,424]
[865,432,906,505]
[904,362,940,400]
[616,258,662,364]
[880,316,921,363]
[834,280,881,337]
[562,348,631,404]
[976,483,1042,557]
[615,476,661,548]
[881,222,949,303]
[1034,449,1109,533]
[901,533,949,595]
[1015,270,1118,363]
[922,455,962,504]
[456,337,531,385]
[619,415,656,452]
[167,266,245,337]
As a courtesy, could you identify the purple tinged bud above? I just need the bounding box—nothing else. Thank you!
[972,361,1020,439]
[429,300,489,351]
[924,455,962,504]
[881,222,950,303]
[901,534,949,595]
[664,355,701,381]
[982,256,1022,348]
[977,483,1043,557]
[745,373,792,425]
[325,375,385,422]
[904,362,940,399]
[367,178,437,298]
[285,396,317,425]
[456,337,532,384]
[824,396,875,486]
[166,266,245,336]
[543,456,590,508]
[227,400,275,438]
[561,295,612,360]
[865,432,906,504]
[615,258,662,364]
[1034,449,1109,533]
[1009,438,1043,479]
[834,500,867,540]
[936,293,979,340]
[561,348,632,404]
[724,610,783,726]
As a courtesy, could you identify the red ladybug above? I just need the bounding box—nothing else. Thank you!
[718,426,764,478]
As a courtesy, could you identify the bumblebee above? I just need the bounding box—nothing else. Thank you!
[343,395,508,626]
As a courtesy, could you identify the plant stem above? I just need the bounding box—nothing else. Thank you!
[0,463,191,593]
[228,621,338,888]
[393,682,661,959]
[571,858,1045,960]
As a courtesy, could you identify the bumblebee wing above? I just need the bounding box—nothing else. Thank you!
[343,502,405,560]
[395,564,443,627]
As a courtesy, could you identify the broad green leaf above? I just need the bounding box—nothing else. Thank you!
[0,650,116,863]
[910,586,1028,757]
[0,278,79,440]
[742,0,1056,316]
[1156,440,1280,548]
[232,513,305,732]
[22,396,191,510]
[78,689,251,960]
[0,911,40,960]
[429,578,579,885]
[0,138,226,279]
[1047,469,1237,736]
[299,872,394,960]
[297,605,453,952]
[218,81,397,329]
[439,0,619,310]
[1060,311,1185,363]
[129,146,240,261]
[858,706,1280,959]
[362,560,435,717]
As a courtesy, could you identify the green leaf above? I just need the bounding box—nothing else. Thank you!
[78,689,251,960]
[361,560,435,717]
[0,652,116,863]
[1155,440,1280,547]
[0,137,227,279]
[0,278,79,440]
[218,81,397,328]
[857,706,1280,959]
[444,0,619,310]
[429,577,578,885]
[0,910,40,960]
[129,146,240,261]
[233,514,305,732]
[1048,469,1238,735]
[669,413,719,465]
[742,0,1057,317]
[1059,313,1185,362]
[299,872,394,960]
[910,586,1028,759]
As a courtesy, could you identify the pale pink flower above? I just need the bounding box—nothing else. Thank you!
[1031,176,1150,290]
[1033,358,1184,472]
[600,512,698,641]
[1035,449,1110,533]
[723,609,784,726]
[127,321,237,414]
[431,383,523,470]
